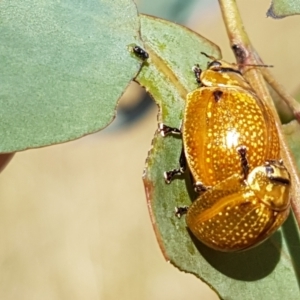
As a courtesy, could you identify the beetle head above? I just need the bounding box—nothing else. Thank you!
[247,160,291,211]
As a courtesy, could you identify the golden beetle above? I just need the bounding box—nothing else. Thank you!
[160,53,291,252]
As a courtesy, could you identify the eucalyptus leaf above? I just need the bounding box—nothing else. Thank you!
[0,0,143,152]
[267,0,300,18]
[138,14,300,300]
[283,120,300,167]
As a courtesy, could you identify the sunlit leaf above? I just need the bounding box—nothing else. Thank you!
[283,120,300,167]
[267,0,300,18]
[0,0,142,152]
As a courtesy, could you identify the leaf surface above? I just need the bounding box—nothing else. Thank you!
[138,14,300,300]
[267,0,300,18]
[0,0,142,152]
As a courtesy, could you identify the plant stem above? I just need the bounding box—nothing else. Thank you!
[218,0,300,229]
[219,0,250,48]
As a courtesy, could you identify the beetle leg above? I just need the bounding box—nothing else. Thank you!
[164,169,182,184]
[175,206,189,218]
[164,148,186,184]
[159,123,181,137]
[194,181,209,193]
[192,64,202,84]
[237,145,249,180]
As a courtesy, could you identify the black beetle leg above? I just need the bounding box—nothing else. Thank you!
[237,145,249,180]
[193,181,209,193]
[192,64,202,85]
[159,123,181,137]
[164,148,186,184]
[175,206,189,218]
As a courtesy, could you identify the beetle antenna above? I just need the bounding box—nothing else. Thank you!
[237,63,273,68]
[200,51,273,68]
[237,146,249,180]
[200,52,217,61]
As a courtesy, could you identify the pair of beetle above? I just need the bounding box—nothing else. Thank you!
[134,46,291,252]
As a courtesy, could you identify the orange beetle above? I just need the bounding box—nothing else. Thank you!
[160,54,291,251]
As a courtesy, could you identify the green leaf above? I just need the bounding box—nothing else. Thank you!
[137,0,198,24]
[136,15,220,126]
[267,0,300,18]
[283,120,300,167]
[138,15,300,300]
[0,0,143,152]
[267,86,294,124]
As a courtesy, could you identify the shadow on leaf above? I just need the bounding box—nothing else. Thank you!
[188,228,282,281]
[281,212,300,289]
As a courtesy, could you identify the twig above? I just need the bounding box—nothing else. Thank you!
[218,0,300,229]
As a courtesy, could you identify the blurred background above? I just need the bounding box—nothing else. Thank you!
[0,0,300,299]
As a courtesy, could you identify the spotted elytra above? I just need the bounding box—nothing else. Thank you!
[160,53,291,251]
